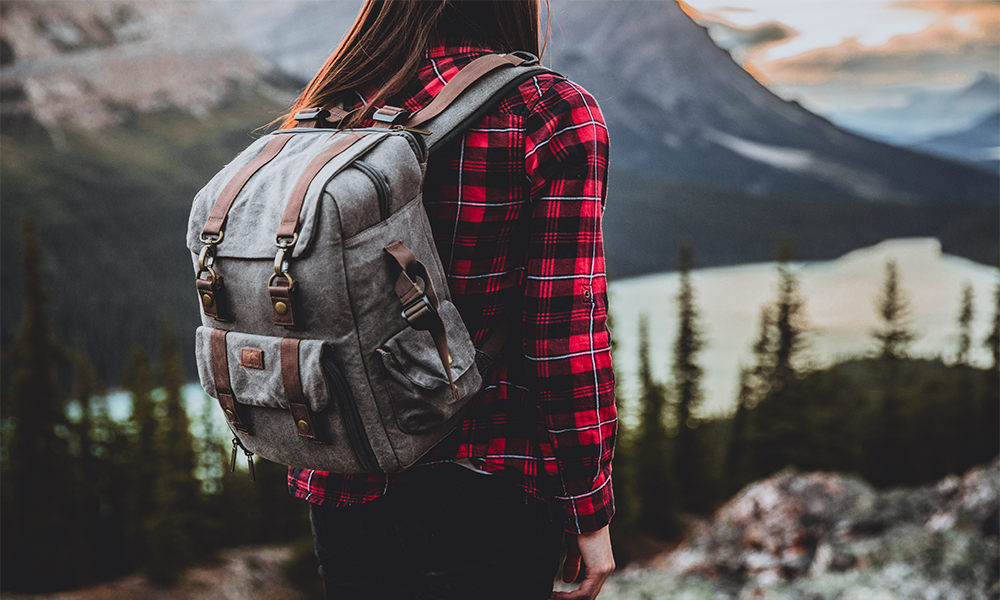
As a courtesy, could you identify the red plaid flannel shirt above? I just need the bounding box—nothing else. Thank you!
[288,37,617,534]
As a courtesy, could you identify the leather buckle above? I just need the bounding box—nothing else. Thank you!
[294,108,331,121]
[401,294,435,327]
[373,107,411,125]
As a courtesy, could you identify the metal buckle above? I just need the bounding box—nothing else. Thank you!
[401,294,435,324]
[274,232,299,249]
[267,271,295,291]
[200,230,224,245]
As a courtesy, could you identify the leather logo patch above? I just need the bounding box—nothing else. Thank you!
[240,348,264,370]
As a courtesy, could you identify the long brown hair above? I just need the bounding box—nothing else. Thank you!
[280,0,547,129]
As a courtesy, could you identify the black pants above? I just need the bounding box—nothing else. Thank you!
[310,464,564,600]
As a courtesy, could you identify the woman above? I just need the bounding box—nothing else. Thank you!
[281,2,616,599]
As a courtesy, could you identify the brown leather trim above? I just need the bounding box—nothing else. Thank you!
[276,133,369,239]
[384,241,457,400]
[210,329,248,433]
[280,337,318,440]
[269,281,297,328]
[202,133,294,237]
[240,348,264,370]
[196,276,227,322]
[405,54,524,129]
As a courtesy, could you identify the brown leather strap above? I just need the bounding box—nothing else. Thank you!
[384,241,457,399]
[295,106,351,129]
[202,133,294,238]
[196,275,228,322]
[280,337,318,441]
[276,133,370,240]
[404,54,525,129]
[269,280,297,328]
[210,329,248,433]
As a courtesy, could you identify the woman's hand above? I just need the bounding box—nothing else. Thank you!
[550,525,615,600]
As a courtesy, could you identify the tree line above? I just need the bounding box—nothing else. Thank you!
[1,219,307,592]
[1,220,997,591]
[610,238,1000,561]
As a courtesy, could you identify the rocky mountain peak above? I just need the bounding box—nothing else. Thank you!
[0,0,289,132]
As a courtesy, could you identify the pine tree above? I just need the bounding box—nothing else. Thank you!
[606,307,640,538]
[772,239,808,388]
[145,317,201,584]
[871,258,917,360]
[121,345,157,567]
[955,282,975,366]
[980,273,999,465]
[0,218,86,591]
[634,315,681,538]
[671,244,707,512]
[986,279,999,372]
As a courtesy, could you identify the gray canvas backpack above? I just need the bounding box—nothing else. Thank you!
[187,53,548,475]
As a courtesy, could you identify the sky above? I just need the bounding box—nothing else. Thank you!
[679,0,1000,143]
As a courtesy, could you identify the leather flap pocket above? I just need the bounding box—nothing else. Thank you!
[195,326,330,412]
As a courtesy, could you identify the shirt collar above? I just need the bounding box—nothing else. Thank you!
[425,34,495,59]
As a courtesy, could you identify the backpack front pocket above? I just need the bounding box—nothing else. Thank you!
[376,300,482,434]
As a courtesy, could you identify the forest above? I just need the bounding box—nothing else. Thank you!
[1,218,997,594]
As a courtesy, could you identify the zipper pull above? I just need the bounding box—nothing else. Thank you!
[246,451,256,483]
[230,438,238,472]
[392,125,431,136]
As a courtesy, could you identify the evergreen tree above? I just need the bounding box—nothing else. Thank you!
[772,239,808,388]
[980,273,999,465]
[986,278,999,372]
[724,367,756,495]
[871,258,917,359]
[145,317,201,584]
[671,244,707,512]
[634,315,681,538]
[955,282,975,366]
[0,218,86,591]
[121,345,158,567]
[606,307,640,546]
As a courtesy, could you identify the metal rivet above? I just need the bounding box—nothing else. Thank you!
[296,420,309,433]
[274,301,288,316]
[583,289,592,300]
[202,294,214,307]
[224,409,235,421]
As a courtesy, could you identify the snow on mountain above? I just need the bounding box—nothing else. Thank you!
[609,238,999,418]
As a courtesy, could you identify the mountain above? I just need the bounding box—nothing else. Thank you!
[226,0,998,206]
[912,111,1000,174]
[1,0,996,382]
[541,0,995,204]
[0,0,296,380]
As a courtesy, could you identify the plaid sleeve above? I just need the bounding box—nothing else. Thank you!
[522,77,617,534]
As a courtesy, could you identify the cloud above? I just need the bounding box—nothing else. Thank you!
[755,1,998,87]
[679,1,795,68]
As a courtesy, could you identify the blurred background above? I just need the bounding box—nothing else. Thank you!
[1,0,997,598]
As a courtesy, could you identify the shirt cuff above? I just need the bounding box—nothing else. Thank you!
[551,473,615,534]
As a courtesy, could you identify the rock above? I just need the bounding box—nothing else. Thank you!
[655,459,1000,599]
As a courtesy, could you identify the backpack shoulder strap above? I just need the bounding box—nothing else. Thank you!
[404,52,553,153]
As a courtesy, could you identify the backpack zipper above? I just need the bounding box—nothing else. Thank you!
[230,437,256,482]
[352,160,391,221]
[320,352,381,473]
